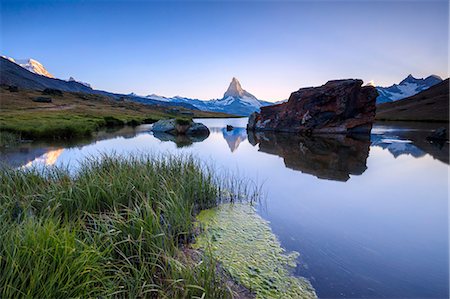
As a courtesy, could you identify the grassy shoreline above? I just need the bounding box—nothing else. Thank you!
[0,154,254,298]
[0,87,234,141]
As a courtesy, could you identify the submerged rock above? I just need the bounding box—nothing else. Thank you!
[248,79,378,134]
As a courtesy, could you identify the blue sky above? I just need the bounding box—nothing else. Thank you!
[1,0,448,101]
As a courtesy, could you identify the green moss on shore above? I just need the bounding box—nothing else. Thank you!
[193,203,317,299]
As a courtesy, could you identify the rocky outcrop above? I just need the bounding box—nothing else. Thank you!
[248,79,378,134]
[151,119,210,137]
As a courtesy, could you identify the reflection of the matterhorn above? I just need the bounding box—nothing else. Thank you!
[221,128,247,152]
[152,132,209,148]
[248,131,370,182]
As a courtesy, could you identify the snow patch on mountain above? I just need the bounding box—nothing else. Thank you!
[376,74,443,104]
[146,78,273,115]
[3,57,55,78]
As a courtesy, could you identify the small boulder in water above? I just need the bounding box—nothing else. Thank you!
[226,125,234,131]
[187,122,210,136]
[152,118,210,136]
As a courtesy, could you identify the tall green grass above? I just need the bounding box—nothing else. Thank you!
[0,154,258,298]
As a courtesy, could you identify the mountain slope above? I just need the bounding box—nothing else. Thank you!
[0,57,215,111]
[0,56,100,94]
[376,74,442,104]
[376,78,449,122]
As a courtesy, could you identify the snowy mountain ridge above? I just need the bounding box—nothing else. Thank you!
[376,74,443,104]
[3,56,94,88]
[2,57,55,78]
[146,78,272,116]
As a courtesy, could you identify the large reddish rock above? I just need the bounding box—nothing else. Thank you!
[248,79,378,134]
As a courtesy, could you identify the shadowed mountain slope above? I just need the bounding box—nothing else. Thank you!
[376,79,449,122]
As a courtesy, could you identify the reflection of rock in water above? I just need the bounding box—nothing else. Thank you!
[221,128,247,152]
[248,131,370,182]
[152,132,208,148]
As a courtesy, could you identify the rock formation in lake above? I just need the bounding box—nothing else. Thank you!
[152,119,210,136]
[248,131,370,181]
[248,79,378,134]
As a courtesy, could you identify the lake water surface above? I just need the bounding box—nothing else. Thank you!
[1,118,448,298]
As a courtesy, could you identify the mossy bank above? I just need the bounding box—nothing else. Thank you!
[193,203,317,299]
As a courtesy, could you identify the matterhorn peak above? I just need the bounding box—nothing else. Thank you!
[223,77,258,100]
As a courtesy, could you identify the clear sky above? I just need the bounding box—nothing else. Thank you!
[1,0,448,101]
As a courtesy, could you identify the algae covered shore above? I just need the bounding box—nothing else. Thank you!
[194,203,317,299]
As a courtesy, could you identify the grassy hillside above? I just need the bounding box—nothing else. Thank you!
[0,86,232,139]
[376,79,449,122]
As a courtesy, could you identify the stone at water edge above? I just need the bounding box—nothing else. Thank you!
[247,79,378,134]
[151,118,210,136]
[187,122,210,136]
[151,119,177,133]
[226,125,234,131]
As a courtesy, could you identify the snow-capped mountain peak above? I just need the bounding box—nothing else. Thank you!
[376,74,443,104]
[224,77,245,98]
[224,77,257,99]
[144,77,272,116]
[5,57,55,78]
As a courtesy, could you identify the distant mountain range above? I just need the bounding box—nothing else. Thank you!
[2,56,273,116]
[2,56,446,116]
[376,78,449,122]
[147,77,273,116]
[376,74,442,104]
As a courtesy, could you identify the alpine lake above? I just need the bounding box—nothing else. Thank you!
[1,117,448,298]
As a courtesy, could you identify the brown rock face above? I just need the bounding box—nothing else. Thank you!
[248,79,378,134]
